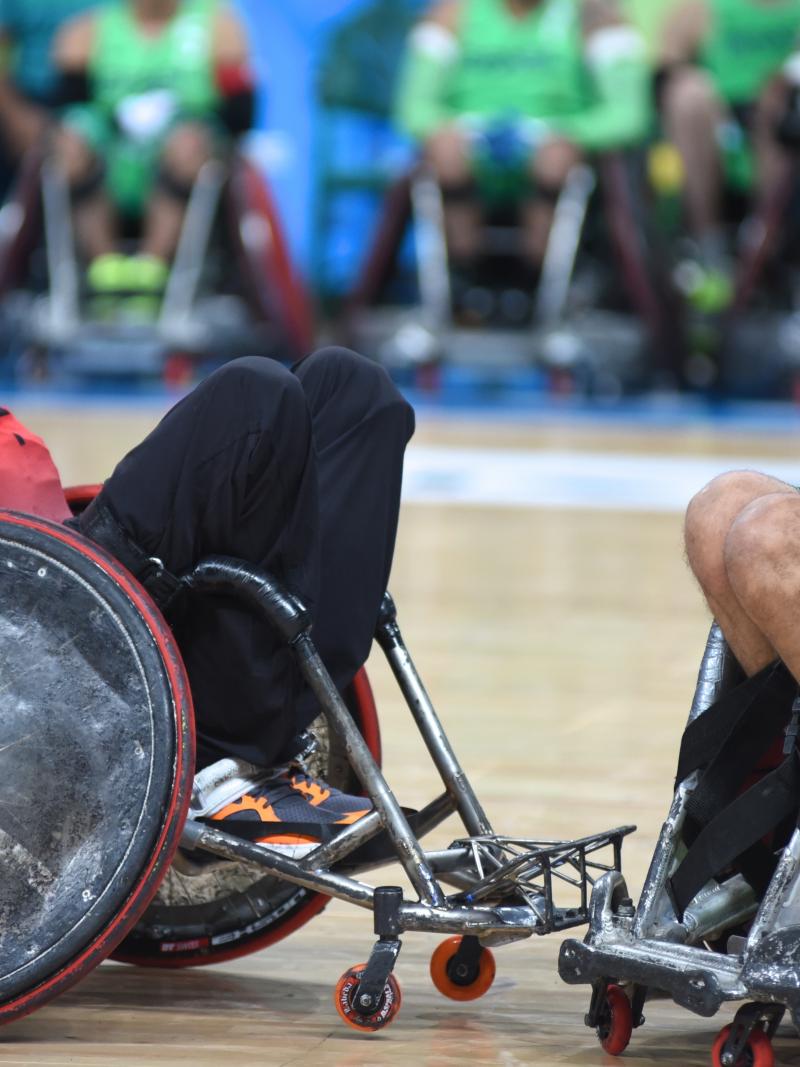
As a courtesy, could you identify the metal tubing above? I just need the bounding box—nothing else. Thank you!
[375,600,493,838]
[632,781,693,938]
[410,170,452,332]
[41,159,80,338]
[185,823,547,936]
[159,159,226,340]
[293,635,447,907]
[182,821,376,907]
[534,164,596,327]
[309,792,457,874]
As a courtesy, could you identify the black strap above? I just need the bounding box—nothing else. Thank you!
[670,753,800,917]
[676,660,795,784]
[677,661,796,841]
[75,498,184,614]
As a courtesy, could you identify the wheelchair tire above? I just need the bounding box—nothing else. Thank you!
[112,666,381,968]
[0,512,194,1025]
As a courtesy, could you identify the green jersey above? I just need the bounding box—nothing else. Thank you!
[447,0,588,120]
[702,0,800,104]
[65,0,220,214]
[88,0,219,124]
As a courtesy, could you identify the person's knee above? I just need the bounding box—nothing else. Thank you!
[662,67,720,129]
[685,470,790,589]
[298,346,413,424]
[724,492,800,602]
[160,122,214,187]
[425,125,472,187]
[532,138,582,191]
[53,126,99,187]
[211,356,306,420]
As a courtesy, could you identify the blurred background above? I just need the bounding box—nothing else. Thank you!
[3,0,800,405]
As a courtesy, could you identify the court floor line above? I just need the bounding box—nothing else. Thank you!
[402,447,800,512]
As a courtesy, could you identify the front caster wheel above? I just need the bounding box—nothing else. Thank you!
[596,984,633,1056]
[711,1024,774,1067]
[334,963,402,1032]
[430,936,496,1001]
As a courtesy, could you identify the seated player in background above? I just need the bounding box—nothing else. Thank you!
[394,0,651,296]
[51,0,255,314]
[658,0,800,311]
[0,0,95,197]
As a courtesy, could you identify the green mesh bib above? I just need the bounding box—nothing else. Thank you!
[702,0,800,104]
[447,0,588,119]
[88,0,219,119]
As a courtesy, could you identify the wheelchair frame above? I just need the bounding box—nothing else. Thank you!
[559,623,800,1065]
[175,556,632,1031]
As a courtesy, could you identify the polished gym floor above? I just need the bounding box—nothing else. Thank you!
[4,398,800,1066]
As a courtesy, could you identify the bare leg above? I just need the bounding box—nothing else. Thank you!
[684,470,797,675]
[662,67,725,240]
[522,137,582,269]
[425,124,482,264]
[52,126,117,261]
[139,122,213,261]
[751,75,793,216]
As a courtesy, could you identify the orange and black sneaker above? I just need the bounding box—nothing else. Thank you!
[286,764,372,824]
[192,758,372,860]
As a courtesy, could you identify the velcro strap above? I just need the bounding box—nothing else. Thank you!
[670,753,800,918]
[676,660,796,786]
[76,498,184,614]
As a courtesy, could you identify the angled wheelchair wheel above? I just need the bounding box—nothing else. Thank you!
[113,667,381,968]
[0,512,194,1025]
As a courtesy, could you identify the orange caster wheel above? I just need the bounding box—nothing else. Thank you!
[430,935,496,1001]
[596,984,633,1056]
[334,963,402,1032]
[711,1024,774,1067]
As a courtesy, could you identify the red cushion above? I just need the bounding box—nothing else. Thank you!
[0,409,71,522]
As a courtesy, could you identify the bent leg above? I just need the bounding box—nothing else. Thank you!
[83,356,319,771]
[293,346,416,728]
[522,137,582,269]
[425,124,483,264]
[661,67,725,239]
[81,349,414,770]
[684,470,797,674]
[140,121,215,262]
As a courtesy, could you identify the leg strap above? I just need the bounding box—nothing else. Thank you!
[75,498,184,615]
[669,660,800,918]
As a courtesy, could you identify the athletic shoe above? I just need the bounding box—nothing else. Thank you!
[192,758,372,860]
[286,763,372,822]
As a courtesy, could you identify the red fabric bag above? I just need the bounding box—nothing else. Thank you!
[0,407,71,522]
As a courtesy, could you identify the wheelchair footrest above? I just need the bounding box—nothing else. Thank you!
[559,936,748,1017]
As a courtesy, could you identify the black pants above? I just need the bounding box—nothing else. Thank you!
[82,348,415,771]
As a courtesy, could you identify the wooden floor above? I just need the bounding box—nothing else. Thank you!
[5,403,800,1065]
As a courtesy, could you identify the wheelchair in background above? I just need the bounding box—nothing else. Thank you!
[0,143,313,382]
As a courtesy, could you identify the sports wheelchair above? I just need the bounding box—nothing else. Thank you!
[559,624,800,1066]
[0,484,631,1032]
[0,143,313,381]
[341,151,678,396]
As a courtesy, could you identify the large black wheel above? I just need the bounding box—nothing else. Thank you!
[0,512,194,1024]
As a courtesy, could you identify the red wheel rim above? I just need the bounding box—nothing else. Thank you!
[430,936,496,1001]
[598,984,633,1056]
[334,964,402,1033]
[712,1024,775,1067]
